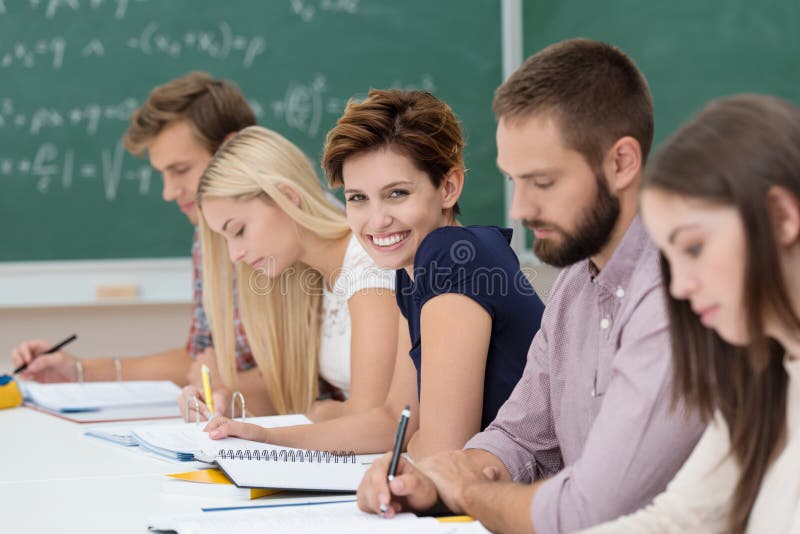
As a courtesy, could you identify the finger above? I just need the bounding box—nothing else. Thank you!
[482,466,500,481]
[357,460,391,514]
[203,416,231,433]
[388,470,439,511]
[211,392,227,417]
[26,353,56,373]
[213,420,264,441]
[372,453,395,514]
[20,340,50,362]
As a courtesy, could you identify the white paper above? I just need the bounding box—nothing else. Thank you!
[21,381,181,412]
[148,501,451,534]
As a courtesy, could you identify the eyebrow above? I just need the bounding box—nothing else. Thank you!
[162,161,192,172]
[496,164,558,180]
[221,218,234,232]
[668,224,701,245]
[344,180,414,195]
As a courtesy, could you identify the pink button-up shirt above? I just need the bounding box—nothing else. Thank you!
[465,216,704,533]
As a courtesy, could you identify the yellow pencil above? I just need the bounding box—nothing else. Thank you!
[437,515,474,523]
[201,364,214,415]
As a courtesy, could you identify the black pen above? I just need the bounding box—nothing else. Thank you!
[13,334,78,374]
[381,405,411,514]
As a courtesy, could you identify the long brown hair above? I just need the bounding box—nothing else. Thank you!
[645,94,800,532]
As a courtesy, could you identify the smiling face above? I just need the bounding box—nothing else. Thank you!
[200,195,302,277]
[342,148,453,271]
[147,120,213,225]
[497,114,620,267]
[642,188,748,345]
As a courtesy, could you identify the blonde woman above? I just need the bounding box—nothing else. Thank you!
[196,125,398,421]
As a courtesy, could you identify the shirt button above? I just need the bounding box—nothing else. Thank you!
[615,287,625,298]
[600,317,611,329]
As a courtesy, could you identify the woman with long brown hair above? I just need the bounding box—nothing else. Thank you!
[585,94,800,532]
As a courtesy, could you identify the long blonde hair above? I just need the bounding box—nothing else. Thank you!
[197,126,350,414]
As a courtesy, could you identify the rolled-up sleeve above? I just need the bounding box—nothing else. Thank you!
[531,288,705,533]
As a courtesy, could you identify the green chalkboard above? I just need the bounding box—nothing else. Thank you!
[0,0,503,261]
[524,0,800,151]
[520,0,800,250]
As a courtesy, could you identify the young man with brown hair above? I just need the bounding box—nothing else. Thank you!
[11,72,275,416]
[357,38,704,533]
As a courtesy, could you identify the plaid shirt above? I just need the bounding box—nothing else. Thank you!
[186,227,255,372]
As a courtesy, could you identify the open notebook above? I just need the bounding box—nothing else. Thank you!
[21,381,181,412]
[85,414,314,461]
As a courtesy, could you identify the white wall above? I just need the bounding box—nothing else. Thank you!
[0,303,191,374]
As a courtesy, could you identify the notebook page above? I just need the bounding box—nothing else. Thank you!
[130,414,312,459]
[148,501,449,534]
[21,381,180,411]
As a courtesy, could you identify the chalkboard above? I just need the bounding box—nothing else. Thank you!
[524,0,800,151]
[0,0,503,261]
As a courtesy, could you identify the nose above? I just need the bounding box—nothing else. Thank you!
[227,241,246,264]
[508,181,538,221]
[162,175,180,202]
[668,262,697,300]
[367,202,393,230]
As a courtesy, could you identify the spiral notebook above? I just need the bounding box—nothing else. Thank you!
[205,436,379,492]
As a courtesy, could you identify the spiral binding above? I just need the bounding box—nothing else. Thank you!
[216,448,357,463]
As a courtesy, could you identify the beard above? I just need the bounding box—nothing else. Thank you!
[528,172,620,268]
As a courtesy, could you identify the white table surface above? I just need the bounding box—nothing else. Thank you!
[0,406,488,533]
[0,407,359,533]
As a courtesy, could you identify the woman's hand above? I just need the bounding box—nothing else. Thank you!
[203,416,270,442]
[177,385,228,421]
[11,340,78,383]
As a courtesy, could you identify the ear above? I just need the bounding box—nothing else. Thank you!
[440,167,465,211]
[767,185,800,246]
[603,136,642,193]
[276,182,302,208]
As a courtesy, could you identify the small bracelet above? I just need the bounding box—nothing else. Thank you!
[113,357,122,382]
[74,360,84,383]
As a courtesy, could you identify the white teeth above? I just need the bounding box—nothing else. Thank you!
[373,232,407,247]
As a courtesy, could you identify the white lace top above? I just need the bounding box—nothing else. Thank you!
[318,234,395,397]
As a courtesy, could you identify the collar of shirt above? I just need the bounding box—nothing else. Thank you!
[585,215,650,300]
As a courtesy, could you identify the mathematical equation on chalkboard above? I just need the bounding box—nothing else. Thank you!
[0,73,435,138]
[1,141,153,200]
[0,0,444,202]
[1,71,437,198]
[1,0,360,70]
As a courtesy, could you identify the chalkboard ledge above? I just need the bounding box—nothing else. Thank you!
[0,258,192,308]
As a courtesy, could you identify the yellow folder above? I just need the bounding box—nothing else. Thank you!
[166,468,283,500]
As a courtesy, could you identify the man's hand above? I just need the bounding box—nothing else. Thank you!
[357,452,440,517]
[414,450,502,514]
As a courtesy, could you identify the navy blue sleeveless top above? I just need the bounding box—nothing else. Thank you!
[396,225,545,430]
